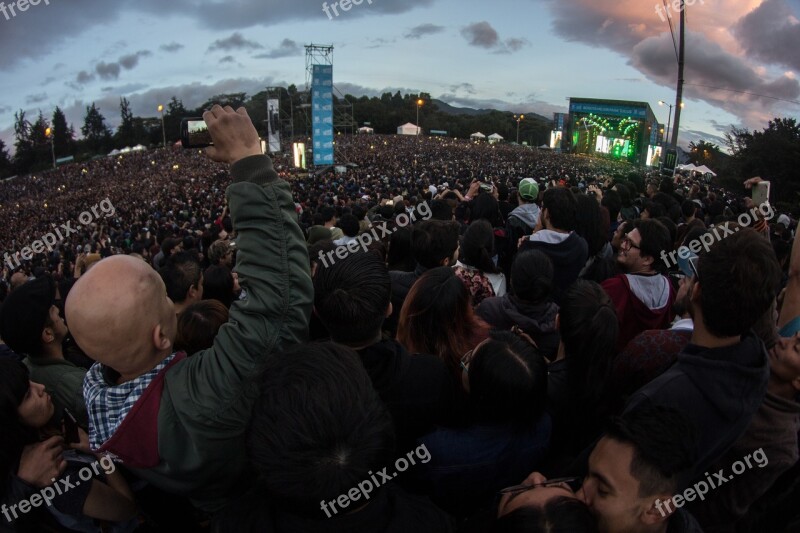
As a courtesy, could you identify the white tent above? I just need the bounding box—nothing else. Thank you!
[694,164,716,176]
[358,126,374,134]
[488,133,504,144]
[132,144,146,152]
[676,163,698,171]
[470,132,486,140]
[397,123,420,135]
[108,149,121,156]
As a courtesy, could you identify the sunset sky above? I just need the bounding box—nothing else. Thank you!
[0,0,797,152]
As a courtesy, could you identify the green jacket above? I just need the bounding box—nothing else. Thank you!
[24,356,88,427]
[98,155,312,512]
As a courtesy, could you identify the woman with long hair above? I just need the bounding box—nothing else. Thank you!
[418,331,551,518]
[454,220,507,305]
[0,359,136,531]
[397,266,490,384]
[547,280,619,464]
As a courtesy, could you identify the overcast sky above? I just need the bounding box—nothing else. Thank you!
[0,0,798,151]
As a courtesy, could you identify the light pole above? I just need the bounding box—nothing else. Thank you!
[514,114,524,144]
[158,104,166,148]
[658,100,683,149]
[44,127,56,170]
[415,98,424,136]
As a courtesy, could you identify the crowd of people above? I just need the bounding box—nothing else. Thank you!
[0,107,798,533]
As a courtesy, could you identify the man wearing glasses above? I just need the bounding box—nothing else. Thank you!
[495,403,700,533]
[601,219,675,351]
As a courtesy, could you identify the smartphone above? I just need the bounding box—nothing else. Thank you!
[752,181,770,206]
[63,408,80,444]
[479,182,494,193]
[181,118,213,149]
[688,255,700,280]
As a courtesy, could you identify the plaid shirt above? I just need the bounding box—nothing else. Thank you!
[83,352,178,451]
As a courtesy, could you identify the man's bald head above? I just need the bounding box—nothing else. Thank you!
[10,272,27,291]
[66,255,176,380]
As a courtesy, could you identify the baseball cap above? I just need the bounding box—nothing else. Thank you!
[0,276,57,356]
[518,178,540,201]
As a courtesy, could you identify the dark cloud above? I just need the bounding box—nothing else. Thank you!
[100,83,149,94]
[95,61,121,80]
[208,32,263,53]
[119,50,152,70]
[405,23,445,39]
[42,76,56,85]
[0,0,437,70]
[26,93,48,105]
[461,21,499,48]
[505,38,528,52]
[365,37,396,49]
[220,56,236,64]
[160,42,184,53]
[449,83,476,94]
[76,70,96,84]
[628,31,800,125]
[253,38,301,59]
[734,0,800,71]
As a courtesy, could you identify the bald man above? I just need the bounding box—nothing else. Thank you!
[65,105,313,512]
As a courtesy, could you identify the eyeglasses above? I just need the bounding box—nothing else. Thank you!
[621,234,641,250]
[499,476,582,495]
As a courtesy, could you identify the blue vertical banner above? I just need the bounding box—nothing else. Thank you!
[312,65,334,166]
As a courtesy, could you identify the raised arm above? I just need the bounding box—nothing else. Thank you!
[177,106,313,420]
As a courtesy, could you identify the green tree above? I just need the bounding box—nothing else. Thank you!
[51,106,74,159]
[115,97,137,148]
[12,110,34,174]
[0,138,12,178]
[81,103,112,155]
[163,96,188,144]
[687,140,722,167]
[724,118,800,206]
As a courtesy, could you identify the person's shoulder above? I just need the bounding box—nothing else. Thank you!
[600,273,626,289]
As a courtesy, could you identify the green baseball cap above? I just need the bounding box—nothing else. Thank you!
[519,178,540,201]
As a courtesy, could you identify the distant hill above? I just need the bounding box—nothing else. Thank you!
[431,99,551,124]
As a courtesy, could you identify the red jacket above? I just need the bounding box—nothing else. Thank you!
[602,273,676,351]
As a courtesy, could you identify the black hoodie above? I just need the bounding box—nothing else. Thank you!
[356,339,458,451]
[624,333,769,480]
[476,295,560,359]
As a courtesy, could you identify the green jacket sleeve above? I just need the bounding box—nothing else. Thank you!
[169,154,312,427]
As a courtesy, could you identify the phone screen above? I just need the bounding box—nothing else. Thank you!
[181,119,213,149]
[752,181,770,206]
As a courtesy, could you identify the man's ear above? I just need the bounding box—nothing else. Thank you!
[690,279,702,304]
[642,495,675,525]
[641,254,655,269]
[555,313,560,331]
[41,326,55,346]
[386,301,393,318]
[152,323,172,352]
